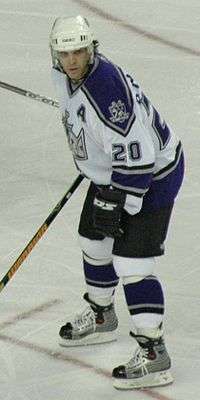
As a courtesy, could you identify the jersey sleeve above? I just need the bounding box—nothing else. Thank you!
[101,108,155,215]
[83,59,156,215]
[51,67,66,114]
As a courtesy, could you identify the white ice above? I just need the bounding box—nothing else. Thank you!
[0,1,200,399]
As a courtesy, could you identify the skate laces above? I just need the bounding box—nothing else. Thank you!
[72,306,96,332]
[127,332,155,375]
[127,346,149,372]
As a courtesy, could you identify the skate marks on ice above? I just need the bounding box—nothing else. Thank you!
[73,0,200,57]
[0,332,175,400]
[0,301,175,400]
[0,298,62,330]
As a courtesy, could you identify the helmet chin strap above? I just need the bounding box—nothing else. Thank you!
[70,64,92,84]
[68,48,95,84]
[51,40,98,74]
[52,44,97,85]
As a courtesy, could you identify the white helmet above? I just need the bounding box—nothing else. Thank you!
[50,15,94,52]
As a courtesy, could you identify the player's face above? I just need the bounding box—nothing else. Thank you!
[58,48,90,81]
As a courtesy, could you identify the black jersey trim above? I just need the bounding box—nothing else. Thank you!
[153,141,183,181]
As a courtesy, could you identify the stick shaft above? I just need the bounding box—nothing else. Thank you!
[0,80,59,108]
[0,175,84,292]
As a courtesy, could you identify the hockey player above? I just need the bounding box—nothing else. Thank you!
[49,15,184,389]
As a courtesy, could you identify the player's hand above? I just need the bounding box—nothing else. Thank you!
[93,187,126,238]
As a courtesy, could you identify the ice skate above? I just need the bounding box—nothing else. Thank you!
[59,293,118,346]
[112,330,173,389]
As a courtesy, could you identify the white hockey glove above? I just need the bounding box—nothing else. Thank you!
[93,187,126,238]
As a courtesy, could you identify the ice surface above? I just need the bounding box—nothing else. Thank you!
[0,1,200,399]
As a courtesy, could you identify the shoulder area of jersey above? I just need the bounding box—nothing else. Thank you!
[83,55,136,137]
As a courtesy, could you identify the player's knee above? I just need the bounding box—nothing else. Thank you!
[113,255,156,283]
[78,234,113,264]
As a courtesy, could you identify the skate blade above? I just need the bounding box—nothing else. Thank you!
[59,331,117,347]
[113,369,174,390]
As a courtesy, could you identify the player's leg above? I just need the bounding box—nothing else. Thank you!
[59,182,119,346]
[112,205,174,389]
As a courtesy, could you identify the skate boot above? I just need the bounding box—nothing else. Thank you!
[59,293,118,346]
[112,329,173,389]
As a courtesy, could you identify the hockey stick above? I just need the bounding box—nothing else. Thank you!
[0,80,59,108]
[0,174,84,293]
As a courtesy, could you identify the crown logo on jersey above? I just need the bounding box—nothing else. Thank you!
[109,100,130,124]
[62,109,88,160]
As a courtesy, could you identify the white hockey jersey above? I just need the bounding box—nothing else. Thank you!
[52,54,184,214]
